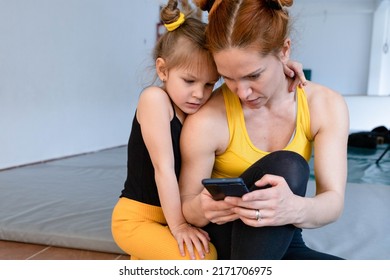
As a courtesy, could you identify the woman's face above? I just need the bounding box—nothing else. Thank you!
[213,47,288,109]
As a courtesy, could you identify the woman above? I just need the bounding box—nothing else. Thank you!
[179,0,349,259]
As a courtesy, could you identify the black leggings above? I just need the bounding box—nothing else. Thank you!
[203,150,343,260]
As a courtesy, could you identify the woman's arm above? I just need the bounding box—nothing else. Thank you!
[294,83,349,228]
[179,92,238,227]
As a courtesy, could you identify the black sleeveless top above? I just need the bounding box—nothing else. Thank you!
[120,106,182,207]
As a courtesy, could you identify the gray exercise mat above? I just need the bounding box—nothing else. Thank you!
[0,146,127,254]
[0,145,389,259]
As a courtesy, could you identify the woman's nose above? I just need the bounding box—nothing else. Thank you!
[235,81,252,100]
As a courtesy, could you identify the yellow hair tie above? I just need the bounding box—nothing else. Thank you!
[164,13,185,32]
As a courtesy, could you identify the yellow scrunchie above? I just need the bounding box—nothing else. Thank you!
[164,12,185,32]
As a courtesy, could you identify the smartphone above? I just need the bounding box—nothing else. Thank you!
[201,177,249,201]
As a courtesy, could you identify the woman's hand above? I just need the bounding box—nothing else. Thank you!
[170,222,212,260]
[224,174,302,227]
[200,189,239,225]
[283,60,307,92]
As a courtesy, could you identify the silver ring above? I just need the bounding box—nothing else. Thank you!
[255,209,261,221]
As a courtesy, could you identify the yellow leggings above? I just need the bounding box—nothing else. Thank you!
[111,197,217,260]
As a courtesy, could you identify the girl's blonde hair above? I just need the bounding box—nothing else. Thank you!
[153,0,215,75]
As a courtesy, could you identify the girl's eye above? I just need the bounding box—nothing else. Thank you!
[183,78,195,83]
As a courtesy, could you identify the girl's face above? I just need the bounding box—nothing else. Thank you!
[213,47,289,109]
[164,59,219,115]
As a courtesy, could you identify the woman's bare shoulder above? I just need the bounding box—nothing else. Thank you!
[201,86,225,111]
[182,86,230,153]
[303,81,346,109]
[303,81,349,135]
[184,86,227,132]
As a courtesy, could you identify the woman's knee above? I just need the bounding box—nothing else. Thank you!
[240,150,309,196]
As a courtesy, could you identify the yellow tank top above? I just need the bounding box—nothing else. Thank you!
[212,84,313,178]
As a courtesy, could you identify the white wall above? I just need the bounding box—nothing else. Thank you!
[291,0,376,95]
[0,0,158,169]
[345,96,390,131]
[0,0,389,170]
[368,0,390,96]
[292,0,390,133]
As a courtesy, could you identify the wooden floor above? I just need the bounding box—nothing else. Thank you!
[0,240,129,260]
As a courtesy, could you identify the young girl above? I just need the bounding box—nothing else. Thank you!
[111,0,220,260]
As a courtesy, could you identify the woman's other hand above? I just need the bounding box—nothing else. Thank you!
[225,174,302,227]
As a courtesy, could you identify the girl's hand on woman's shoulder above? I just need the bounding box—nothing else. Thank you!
[283,60,307,92]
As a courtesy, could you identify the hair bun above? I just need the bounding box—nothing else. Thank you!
[265,0,293,10]
[160,0,181,25]
[193,0,215,12]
